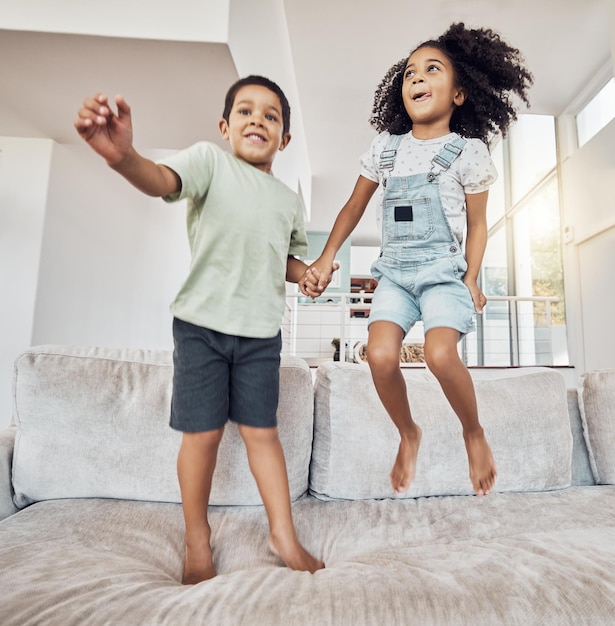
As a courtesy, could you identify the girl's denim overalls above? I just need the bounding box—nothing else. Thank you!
[369,133,476,336]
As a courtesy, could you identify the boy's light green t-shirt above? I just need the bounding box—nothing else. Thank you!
[159,142,308,338]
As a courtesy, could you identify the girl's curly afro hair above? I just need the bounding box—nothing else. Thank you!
[369,22,533,144]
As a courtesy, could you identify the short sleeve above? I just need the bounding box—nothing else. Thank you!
[156,142,216,203]
[359,132,388,183]
[288,197,308,257]
[459,139,498,194]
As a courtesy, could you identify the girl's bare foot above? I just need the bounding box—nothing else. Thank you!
[269,533,324,573]
[183,530,216,584]
[390,424,422,493]
[464,429,497,495]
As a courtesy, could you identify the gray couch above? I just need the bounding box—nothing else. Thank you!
[1,345,615,625]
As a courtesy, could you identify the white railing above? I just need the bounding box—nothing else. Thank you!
[282,293,566,367]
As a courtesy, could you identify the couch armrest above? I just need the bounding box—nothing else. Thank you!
[0,426,18,520]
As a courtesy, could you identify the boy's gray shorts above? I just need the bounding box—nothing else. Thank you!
[170,317,281,433]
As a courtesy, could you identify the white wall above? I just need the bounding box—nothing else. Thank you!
[228,0,312,213]
[576,227,615,371]
[0,140,191,427]
[561,118,615,373]
[556,6,615,376]
[350,246,380,275]
[0,137,52,425]
[32,144,190,350]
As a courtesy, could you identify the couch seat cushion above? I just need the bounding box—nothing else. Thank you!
[1,488,615,624]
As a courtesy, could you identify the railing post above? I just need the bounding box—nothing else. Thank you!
[339,295,347,362]
[545,299,554,364]
[476,310,484,366]
[509,299,520,366]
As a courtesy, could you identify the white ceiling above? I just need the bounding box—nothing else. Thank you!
[1,0,612,245]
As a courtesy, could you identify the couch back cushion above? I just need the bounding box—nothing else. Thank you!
[12,346,313,508]
[310,363,573,500]
[566,388,595,486]
[577,369,615,484]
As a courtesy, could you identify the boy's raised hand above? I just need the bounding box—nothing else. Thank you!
[74,94,134,167]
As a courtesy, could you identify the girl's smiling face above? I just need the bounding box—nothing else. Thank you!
[218,84,291,173]
[401,45,466,139]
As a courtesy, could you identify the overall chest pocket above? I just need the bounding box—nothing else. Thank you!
[383,196,434,242]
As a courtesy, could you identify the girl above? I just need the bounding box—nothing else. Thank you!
[301,23,532,496]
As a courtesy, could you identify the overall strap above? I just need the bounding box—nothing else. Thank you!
[430,135,468,173]
[378,134,404,187]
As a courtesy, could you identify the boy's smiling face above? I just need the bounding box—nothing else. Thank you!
[219,84,291,173]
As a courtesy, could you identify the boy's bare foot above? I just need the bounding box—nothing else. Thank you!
[390,424,422,493]
[464,429,497,495]
[269,533,325,573]
[182,530,216,584]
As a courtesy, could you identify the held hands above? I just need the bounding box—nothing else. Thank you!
[464,278,488,314]
[74,94,134,167]
[299,260,340,299]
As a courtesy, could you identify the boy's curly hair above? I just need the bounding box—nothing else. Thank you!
[369,22,533,143]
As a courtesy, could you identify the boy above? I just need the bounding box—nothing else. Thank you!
[75,75,326,583]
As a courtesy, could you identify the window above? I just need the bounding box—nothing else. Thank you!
[482,226,508,321]
[512,177,566,365]
[482,114,568,366]
[576,77,615,147]
[486,140,505,229]
[512,178,563,320]
[508,115,557,203]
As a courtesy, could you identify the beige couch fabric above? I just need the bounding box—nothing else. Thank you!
[567,388,595,486]
[578,369,615,484]
[2,487,615,625]
[311,363,573,500]
[4,347,614,625]
[11,346,313,507]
